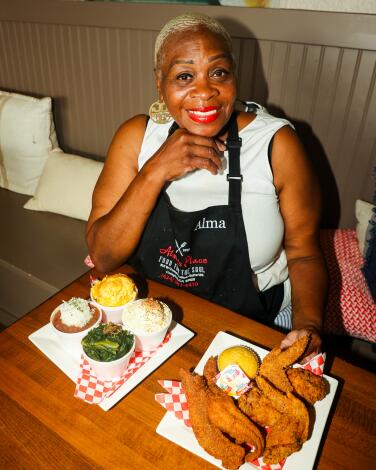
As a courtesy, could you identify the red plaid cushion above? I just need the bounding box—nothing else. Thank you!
[320,229,376,342]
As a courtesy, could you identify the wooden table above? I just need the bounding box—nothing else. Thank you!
[1,266,375,469]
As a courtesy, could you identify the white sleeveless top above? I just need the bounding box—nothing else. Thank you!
[138,106,292,307]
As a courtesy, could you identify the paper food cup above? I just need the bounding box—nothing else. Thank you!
[82,338,135,380]
[50,301,102,357]
[90,298,131,324]
[90,274,138,323]
[122,299,172,352]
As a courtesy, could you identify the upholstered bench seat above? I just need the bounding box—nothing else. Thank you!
[321,229,376,343]
[0,187,89,327]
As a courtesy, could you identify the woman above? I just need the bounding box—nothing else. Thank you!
[86,13,327,361]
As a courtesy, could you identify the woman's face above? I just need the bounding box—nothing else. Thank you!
[157,28,237,137]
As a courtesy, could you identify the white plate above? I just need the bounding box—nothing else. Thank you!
[156,331,339,470]
[29,320,194,411]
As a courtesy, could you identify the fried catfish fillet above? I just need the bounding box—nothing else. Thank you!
[238,380,310,463]
[202,357,265,461]
[206,386,265,461]
[203,355,219,385]
[255,376,310,464]
[287,368,328,405]
[179,368,245,470]
[258,335,310,393]
[263,415,302,464]
[238,386,282,427]
[257,376,309,443]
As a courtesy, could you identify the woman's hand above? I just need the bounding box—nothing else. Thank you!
[144,128,226,182]
[87,117,226,273]
[280,326,322,364]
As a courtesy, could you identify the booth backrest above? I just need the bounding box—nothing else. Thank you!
[1,0,375,228]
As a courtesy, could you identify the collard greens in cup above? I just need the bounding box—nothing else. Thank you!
[81,323,135,362]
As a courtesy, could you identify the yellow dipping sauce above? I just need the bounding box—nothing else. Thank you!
[218,346,259,379]
[91,274,137,307]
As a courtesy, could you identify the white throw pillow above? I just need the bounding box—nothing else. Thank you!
[0,90,59,195]
[24,150,103,221]
[355,199,376,255]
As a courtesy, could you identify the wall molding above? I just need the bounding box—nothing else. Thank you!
[1,0,376,50]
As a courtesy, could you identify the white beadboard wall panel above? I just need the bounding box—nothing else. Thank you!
[279,43,304,118]
[311,47,341,142]
[0,14,375,227]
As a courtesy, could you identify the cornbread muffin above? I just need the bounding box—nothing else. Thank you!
[218,345,260,379]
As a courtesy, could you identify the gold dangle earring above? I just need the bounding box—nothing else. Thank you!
[149,98,172,124]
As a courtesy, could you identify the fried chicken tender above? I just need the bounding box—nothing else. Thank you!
[259,335,310,393]
[287,368,328,405]
[179,368,245,470]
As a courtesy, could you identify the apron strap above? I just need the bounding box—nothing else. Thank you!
[226,113,243,208]
[168,121,179,137]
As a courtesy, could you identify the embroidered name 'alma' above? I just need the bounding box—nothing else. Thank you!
[194,217,226,231]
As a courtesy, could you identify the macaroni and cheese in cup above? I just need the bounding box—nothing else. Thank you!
[90,274,137,323]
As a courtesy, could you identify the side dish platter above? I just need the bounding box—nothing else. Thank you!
[29,320,194,411]
[156,331,338,470]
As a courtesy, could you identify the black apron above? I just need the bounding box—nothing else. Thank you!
[130,113,283,324]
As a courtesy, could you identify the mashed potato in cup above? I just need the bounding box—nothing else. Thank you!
[122,298,172,351]
[90,274,137,323]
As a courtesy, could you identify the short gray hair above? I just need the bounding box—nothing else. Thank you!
[154,13,233,70]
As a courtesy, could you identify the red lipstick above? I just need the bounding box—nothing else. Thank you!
[187,107,220,124]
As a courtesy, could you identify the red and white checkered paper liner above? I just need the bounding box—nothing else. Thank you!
[75,332,171,404]
[293,352,326,375]
[155,380,191,427]
[155,352,325,470]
